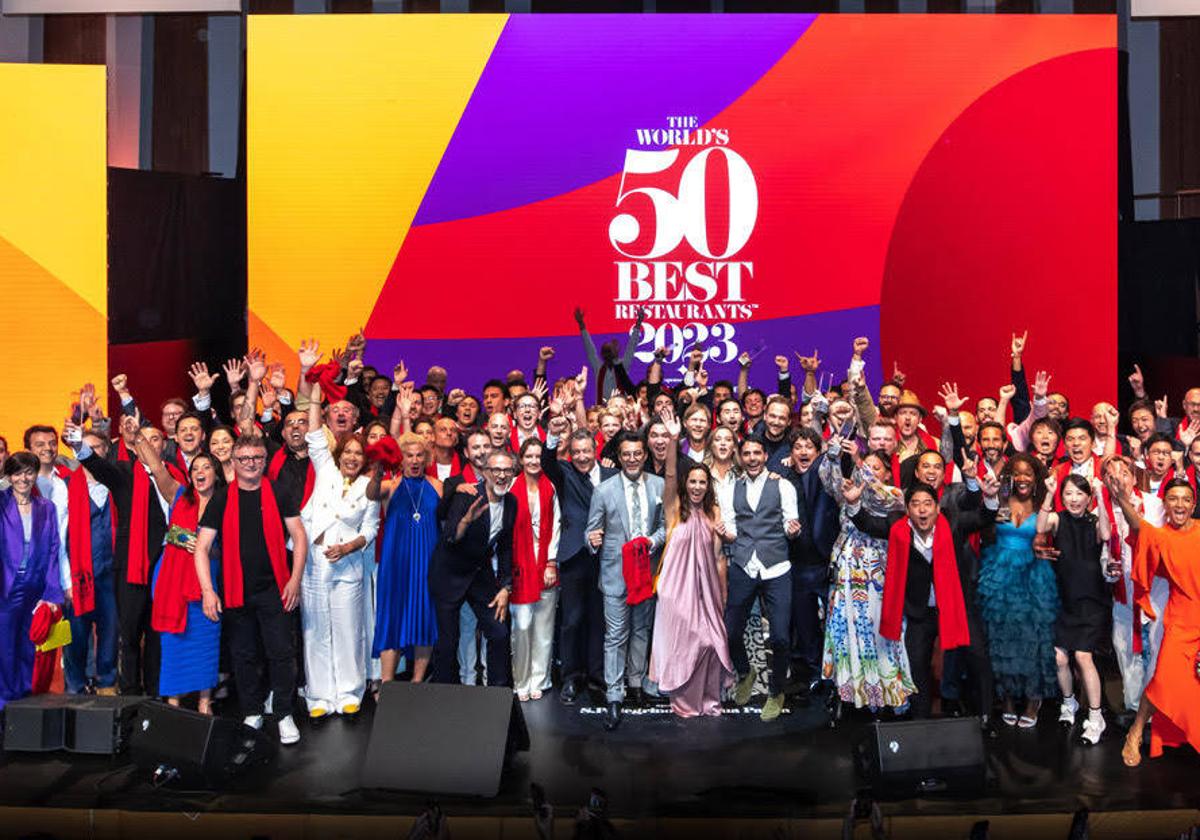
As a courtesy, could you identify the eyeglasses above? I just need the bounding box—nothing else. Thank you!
[488,467,515,476]
[234,455,267,465]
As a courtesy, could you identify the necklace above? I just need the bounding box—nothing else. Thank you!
[403,478,425,523]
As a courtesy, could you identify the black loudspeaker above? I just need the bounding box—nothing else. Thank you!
[854,717,986,799]
[129,701,275,788]
[66,695,145,754]
[363,683,530,797]
[3,694,70,752]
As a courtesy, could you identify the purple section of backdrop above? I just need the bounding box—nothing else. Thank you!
[412,14,815,227]
[364,305,880,399]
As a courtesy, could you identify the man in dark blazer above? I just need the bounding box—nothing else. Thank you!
[428,449,517,687]
[542,421,617,704]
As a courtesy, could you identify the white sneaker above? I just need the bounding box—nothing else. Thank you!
[1058,696,1079,725]
[278,714,300,745]
[243,715,264,730]
[1081,713,1106,745]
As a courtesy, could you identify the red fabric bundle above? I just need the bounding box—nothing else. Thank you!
[29,602,61,644]
[304,362,346,402]
[880,515,971,649]
[151,495,202,634]
[366,437,402,472]
[621,536,654,606]
[511,474,556,604]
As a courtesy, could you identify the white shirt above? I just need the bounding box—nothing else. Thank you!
[721,471,799,580]
[910,523,937,607]
[524,485,563,561]
[37,472,70,591]
[488,498,505,545]
[585,463,602,488]
[623,474,650,538]
[436,461,453,481]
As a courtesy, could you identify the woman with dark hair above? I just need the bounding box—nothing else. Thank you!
[300,383,380,718]
[148,446,226,714]
[0,451,63,710]
[208,425,237,484]
[510,436,560,701]
[977,452,1060,727]
[649,407,732,718]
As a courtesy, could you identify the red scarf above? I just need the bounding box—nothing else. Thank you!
[622,536,654,606]
[304,362,346,402]
[425,449,462,479]
[127,460,185,585]
[173,446,191,482]
[880,515,971,649]
[221,480,289,609]
[890,453,902,487]
[267,447,315,509]
[1175,416,1195,444]
[509,423,546,454]
[150,494,202,634]
[1053,456,1100,511]
[117,437,130,462]
[511,474,556,605]
[1156,464,1197,499]
[1104,484,1147,652]
[60,465,107,615]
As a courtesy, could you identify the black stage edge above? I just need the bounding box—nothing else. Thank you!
[2,688,1198,838]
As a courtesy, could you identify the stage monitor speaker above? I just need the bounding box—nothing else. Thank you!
[2,694,70,752]
[854,717,986,799]
[129,701,275,788]
[65,695,145,755]
[363,683,530,797]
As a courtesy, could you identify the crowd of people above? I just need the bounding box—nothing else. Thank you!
[0,317,1196,769]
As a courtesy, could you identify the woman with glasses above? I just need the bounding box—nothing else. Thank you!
[369,431,441,689]
[299,384,380,718]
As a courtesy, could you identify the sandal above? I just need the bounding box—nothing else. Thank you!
[1001,712,1018,727]
[1017,701,1041,729]
[1122,729,1144,767]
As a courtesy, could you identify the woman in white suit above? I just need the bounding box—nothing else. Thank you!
[300,384,380,719]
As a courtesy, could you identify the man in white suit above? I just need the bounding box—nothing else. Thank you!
[585,430,666,731]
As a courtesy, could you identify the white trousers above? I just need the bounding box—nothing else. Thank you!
[301,566,366,712]
[361,550,381,682]
[1111,581,1168,712]
[511,588,559,696]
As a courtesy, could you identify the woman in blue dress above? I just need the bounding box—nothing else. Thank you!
[146,444,225,714]
[368,432,441,688]
[977,452,1060,727]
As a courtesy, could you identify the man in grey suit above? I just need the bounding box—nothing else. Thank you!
[585,430,666,731]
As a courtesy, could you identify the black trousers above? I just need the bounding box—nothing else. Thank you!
[725,564,792,696]
[558,549,605,687]
[790,562,828,679]
[225,587,297,718]
[904,608,993,719]
[115,570,159,696]
[431,574,512,687]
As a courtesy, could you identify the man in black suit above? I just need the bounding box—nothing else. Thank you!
[542,421,617,704]
[437,430,493,524]
[429,450,517,687]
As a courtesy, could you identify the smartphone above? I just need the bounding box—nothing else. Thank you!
[839,418,856,439]
[70,401,84,425]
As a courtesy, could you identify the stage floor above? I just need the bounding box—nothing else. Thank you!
[1,689,1198,823]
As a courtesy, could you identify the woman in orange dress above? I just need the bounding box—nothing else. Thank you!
[1107,475,1200,766]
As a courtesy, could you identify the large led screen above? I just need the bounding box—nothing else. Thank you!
[249,14,1115,407]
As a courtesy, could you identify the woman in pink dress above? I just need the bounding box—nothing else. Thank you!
[650,406,734,717]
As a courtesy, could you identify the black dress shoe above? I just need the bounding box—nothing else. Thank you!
[560,680,579,705]
[603,702,622,731]
[626,687,644,708]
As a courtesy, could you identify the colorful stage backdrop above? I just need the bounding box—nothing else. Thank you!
[0,63,106,449]
[248,15,1115,412]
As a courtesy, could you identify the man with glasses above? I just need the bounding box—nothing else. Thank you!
[585,431,666,731]
[195,436,308,744]
[428,450,517,687]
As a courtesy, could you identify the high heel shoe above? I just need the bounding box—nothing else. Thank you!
[827,695,844,729]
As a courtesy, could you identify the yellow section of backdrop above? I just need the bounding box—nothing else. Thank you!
[0,63,107,448]
[247,14,507,371]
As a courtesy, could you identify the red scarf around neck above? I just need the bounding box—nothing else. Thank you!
[1053,456,1100,511]
[117,437,131,462]
[426,449,462,479]
[509,422,546,454]
[61,465,111,614]
[511,473,556,605]
[127,459,185,585]
[150,494,202,634]
[1156,464,1197,499]
[221,479,290,609]
[268,447,315,509]
[880,515,971,649]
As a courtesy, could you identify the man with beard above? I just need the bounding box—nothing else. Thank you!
[760,396,794,473]
[429,450,517,688]
[976,422,1008,479]
[543,420,617,703]
[894,391,932,463]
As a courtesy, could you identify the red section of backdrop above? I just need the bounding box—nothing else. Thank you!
[880,50,1116,418]
[107,339,196,430]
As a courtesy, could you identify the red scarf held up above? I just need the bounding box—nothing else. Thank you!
[511,474,556,605]
[127,460,186,585]
[304,362,346,402]
[880,515,971,650]
[150,494,203,634]
[267,447,315,509]
[221,479,290,609]
[426,449,462,479]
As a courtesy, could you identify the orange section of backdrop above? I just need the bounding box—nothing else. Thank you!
[0,63,107,450]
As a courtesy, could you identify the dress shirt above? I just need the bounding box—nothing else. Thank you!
[623,474,650,538]
[910,522,937,607]
[721,471,798,580]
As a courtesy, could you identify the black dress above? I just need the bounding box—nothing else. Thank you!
[1052,511,1108,652]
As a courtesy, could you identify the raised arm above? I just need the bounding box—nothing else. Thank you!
[132,425,181,503]
[659,405,681,525]
[1010,331,1031,424]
